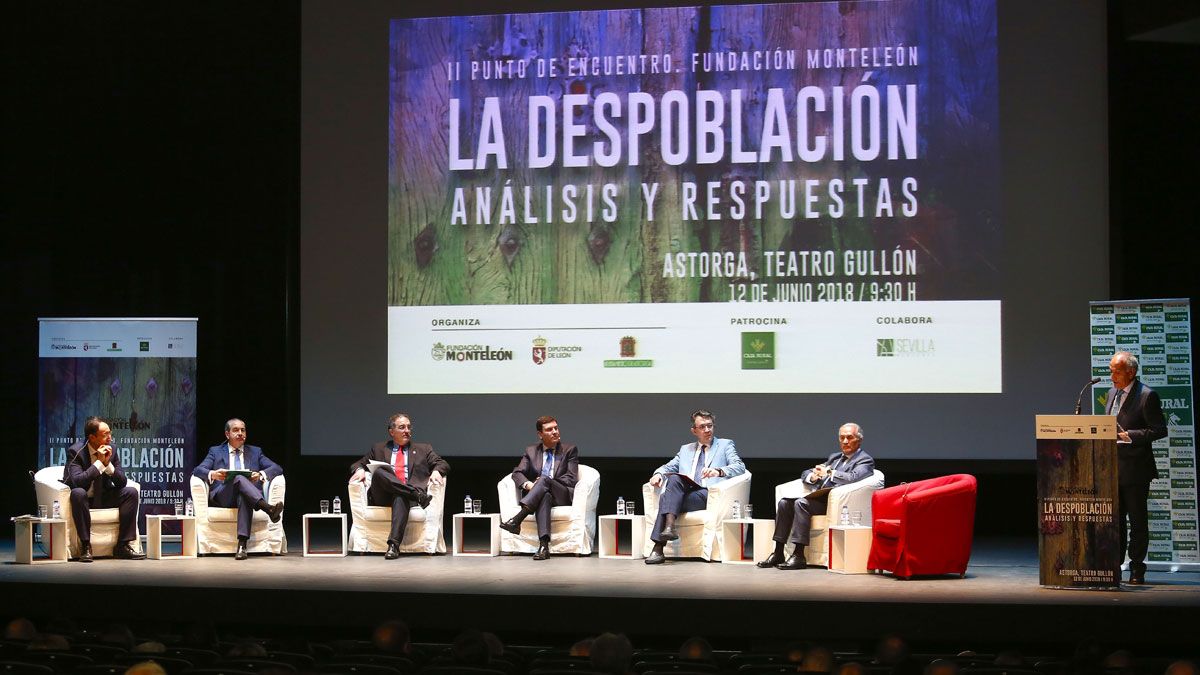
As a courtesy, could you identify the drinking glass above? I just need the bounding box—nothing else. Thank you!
[472,499,482,514]
[320,499,330,514]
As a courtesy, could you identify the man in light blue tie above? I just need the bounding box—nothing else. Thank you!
[192,419,285,560]
[757,422,875,570]
[500,416,579,560]
[644,409,745,565]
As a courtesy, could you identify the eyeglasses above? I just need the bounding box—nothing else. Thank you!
[390,424,412,431]
[693,423,714,430]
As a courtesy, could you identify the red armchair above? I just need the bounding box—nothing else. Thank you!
[867,474,977,578]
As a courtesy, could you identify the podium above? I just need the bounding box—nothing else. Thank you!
[1035,415,1121,589]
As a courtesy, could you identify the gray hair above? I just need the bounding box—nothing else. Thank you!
[1113,351,1140,374]
[840,422,864,439]
[224,418,246,432]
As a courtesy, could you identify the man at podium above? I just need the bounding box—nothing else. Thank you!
[1106,351,1167,585]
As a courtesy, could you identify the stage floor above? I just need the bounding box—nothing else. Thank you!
[3,538,1198,649]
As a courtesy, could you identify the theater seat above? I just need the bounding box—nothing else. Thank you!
[867,474,977,578]
[641,471,752,561]
[774,469,885,567]
[189,474,287,555]
[347,474,446,554]
[497,464,600,555]
[34,465,142,559]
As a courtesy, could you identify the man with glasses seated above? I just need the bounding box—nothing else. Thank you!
[350,412,449,559]
[644,409,745,565]
[756,422,875,570]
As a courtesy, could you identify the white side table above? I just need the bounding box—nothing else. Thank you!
[598,514,645,559]
[303,513,348,557]
[452,513,499,556]
[719,518,775,564]
[146,514,197,560]
[828,525,873,574]
[14,517,68,564]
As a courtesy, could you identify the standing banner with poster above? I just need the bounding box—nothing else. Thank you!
[1089,299,1197,569]
[38,318,198,528]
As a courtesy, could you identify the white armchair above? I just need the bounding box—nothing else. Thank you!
[34,466,143,559]
[497,464,600,555]
[348,476,447,554]
[641,471,752,561]
[189,474,287,555]
[774,469,884,566]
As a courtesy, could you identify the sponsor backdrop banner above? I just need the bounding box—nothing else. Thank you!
[38,318,198,528]
[1089,300,1197,567]
[387,0,1001,394]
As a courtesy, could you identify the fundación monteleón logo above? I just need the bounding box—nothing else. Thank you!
[741,332,775,370]
[877,338,935,357]
[432,342,514,363]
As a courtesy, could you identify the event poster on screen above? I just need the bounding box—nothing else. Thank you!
[387,0,1000,394]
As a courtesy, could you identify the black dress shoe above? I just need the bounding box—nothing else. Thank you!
[533,543,550,561]
[776,552,806,570]
[1128,568,1146,585]
[77,542,94,563]
[644,550,665,565]
[235,541,249,560]
[113,541,146,560]
[265,502,284,523]
[417,491,433,509]
[659,525,679,541]
[384,543,401,560]
[499,517,523,535]
[756,551,785,568]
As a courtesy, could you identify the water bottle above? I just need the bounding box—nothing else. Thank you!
[464,494,473,514]
[332,496,342,514]
[731,500,741,519]
[840,504,850,526]
[616,496,626,515]
[52,500,61,519]
[185,498,194,516]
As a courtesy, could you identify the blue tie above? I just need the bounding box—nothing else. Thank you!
[693,445,707,483]
[541,449,554,478]
[233,449,243,471]
[1110,390,1125,415]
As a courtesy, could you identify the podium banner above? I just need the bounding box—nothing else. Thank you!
[38,318,198,527]
[1089,299,1197,566]
[1036,415,1120,589]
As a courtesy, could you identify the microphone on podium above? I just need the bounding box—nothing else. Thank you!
[1074,377,1102,415]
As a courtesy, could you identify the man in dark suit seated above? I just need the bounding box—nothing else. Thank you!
[1107,351,1168,585]
[350,412,449,559]
[500,415,579,560]
[757,422,875,570]
[63,416,145,561]
[192,418,285,560]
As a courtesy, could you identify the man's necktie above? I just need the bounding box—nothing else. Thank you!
[823,456,843,488]
[233,449,242,471]
[1110,389,1125,415]
[395,447,407,483]
[541,449,554,478]
[693,445,707,483]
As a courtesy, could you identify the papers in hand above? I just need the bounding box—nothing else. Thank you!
[664,472,702,488]
[223,469,253,483]
[367,460,393,471]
